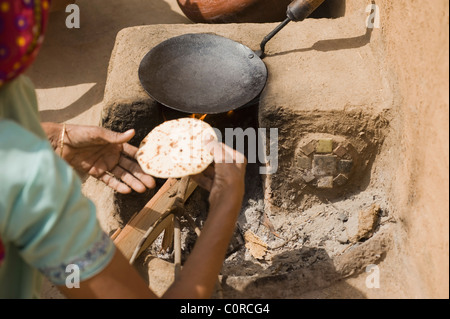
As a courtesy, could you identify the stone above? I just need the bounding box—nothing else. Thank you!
[313,155,338,176]
[347,204,381,243]
[333,173,349,186]
[338,213,349,222]
[244,230,268,260]
[300,140,316,156]
[333,144,348,157]
[335,227,393,278]
[301,171,316,183]
[338,160,353,174]
[129,255,184,297]
[297,156,312,170]
[317,176,333,189]
[316,139,333,153]
[337,233,349,244]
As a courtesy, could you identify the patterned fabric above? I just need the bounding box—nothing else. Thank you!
[38,233,115,286]
[0,0,51,87]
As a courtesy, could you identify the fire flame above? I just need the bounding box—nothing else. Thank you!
[190,113,208,121]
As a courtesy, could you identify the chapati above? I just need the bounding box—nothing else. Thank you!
[136,118,217,178]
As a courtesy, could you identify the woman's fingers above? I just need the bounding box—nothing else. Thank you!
[100,172,132,194]
[118,156,156,189]
[191,167,215,191]
[111,165,147,193]
[122,142,139,159]
[97,157,156,194]
[100,128,135,145]
[191,174,213,191]
[99,166,148,194]
[204,138,246,165]
[202,165,215,179]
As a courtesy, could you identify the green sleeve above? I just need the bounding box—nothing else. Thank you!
[0,76,46,139]
[0,120,115,286]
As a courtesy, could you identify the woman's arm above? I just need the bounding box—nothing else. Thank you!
[58,142,246,299]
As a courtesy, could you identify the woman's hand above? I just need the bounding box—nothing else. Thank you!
[42,122,155,194]
[163,140,246,298]
[191,139,247,214]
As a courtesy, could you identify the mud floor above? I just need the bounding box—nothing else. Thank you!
[37,0,448,299]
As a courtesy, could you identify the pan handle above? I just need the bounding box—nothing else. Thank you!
[287,0,327,22]
[257,0,326,57]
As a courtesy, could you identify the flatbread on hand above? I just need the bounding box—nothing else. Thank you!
[136,118,218,178]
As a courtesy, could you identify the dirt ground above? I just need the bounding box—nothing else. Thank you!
[30,0,448,299]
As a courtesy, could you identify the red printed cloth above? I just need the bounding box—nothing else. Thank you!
[0,237,4,266]
[0,0,51,87]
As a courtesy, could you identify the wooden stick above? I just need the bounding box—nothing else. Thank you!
[171,176,190,280]
[161,216,174,252]
[114,177,197,260]
[142,176,192,275]
[129,177,191,264]
[174,214,182,280]
[184,212,201,237]
[110,228,122,241]
[129,206,175,264]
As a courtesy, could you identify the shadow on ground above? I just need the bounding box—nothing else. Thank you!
[220,246,368,299]
[26,0,190,123]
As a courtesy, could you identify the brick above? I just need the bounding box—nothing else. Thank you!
[301,171,316,183]
[312,154,337,176]
[338,160,353,174]
[316,139,333,153]
[333,173,349,186]
[300,140,316,156]
[333,144,348,157]
[297,156,312,170]
[317,176,333,189]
